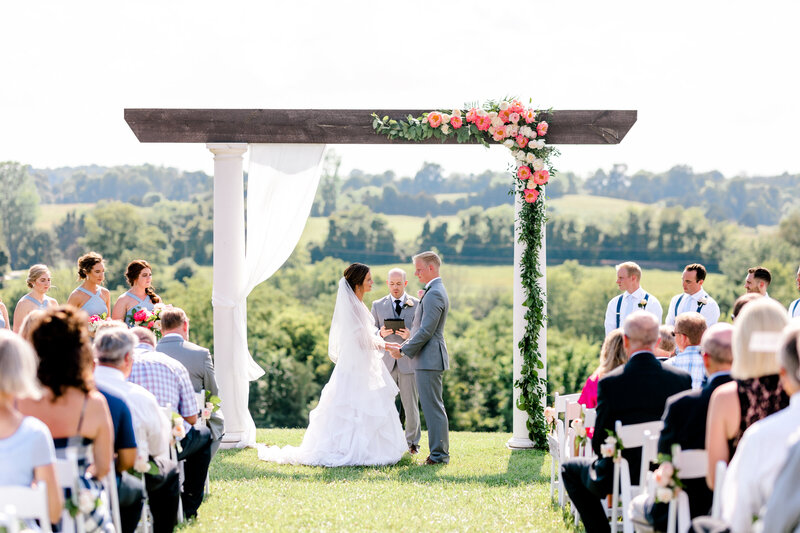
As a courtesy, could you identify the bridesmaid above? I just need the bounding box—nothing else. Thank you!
[13,264,57,333]
[0,297,9,330]
[111,259,161,322]
[67,252,111,318]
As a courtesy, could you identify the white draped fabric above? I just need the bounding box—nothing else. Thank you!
[212,143,326,447]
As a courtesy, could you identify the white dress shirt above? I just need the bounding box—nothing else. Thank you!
[789,298,800,319]
[721,393,800,532]
[664,288,720,326]
[604,287,663,335]
[95,364,170,459]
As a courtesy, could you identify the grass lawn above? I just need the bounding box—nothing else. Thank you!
[548,194,647,222]
[183,429,576,532]
[35,203,95,229]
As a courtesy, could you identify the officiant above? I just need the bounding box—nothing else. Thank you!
[371,268,421,455]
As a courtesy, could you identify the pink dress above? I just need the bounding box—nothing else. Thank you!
[578,374,599,438]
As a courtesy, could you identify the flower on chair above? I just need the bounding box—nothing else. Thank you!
[600,430,625,463]
[653,453,685,503]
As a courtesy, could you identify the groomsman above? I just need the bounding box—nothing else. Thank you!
[665,263,720,326]
[744,266,771,296]
[604,262,662,335]
[371,268,421,455]
[790,265,800,318]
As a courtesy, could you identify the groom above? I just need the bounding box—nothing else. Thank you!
[388,251,450,465]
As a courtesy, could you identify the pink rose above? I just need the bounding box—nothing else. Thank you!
[509,112,521,124]
[532,170,550,185]
[523,109,536,123]
[510,100,524,114]
[465,108,478,123]
[89,315,101,323]
[516,135,529,148]
[133,310,147,322]
[517,166,532,180]
[417,289,425,298]
[498,109,511,123]
[654,463,674,488]
[523,188,540,203]
[492,125,508,142]
[536,121,549,136]
[450,116,463,129]
[476,116,492,131]
[427,111,443,128]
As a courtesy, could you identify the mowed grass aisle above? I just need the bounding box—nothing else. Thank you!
[182,429,579,532]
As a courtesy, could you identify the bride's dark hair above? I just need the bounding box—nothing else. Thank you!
[343,263,370,292]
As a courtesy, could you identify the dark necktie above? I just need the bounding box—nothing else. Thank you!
[394,299,402,316]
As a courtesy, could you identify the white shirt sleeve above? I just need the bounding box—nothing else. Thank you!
[665,295,679,326]
[647,296,663,324]
[604,297,619,335]
[702,298,721,326]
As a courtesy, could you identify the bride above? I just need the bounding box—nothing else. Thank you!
[258,263,408,467]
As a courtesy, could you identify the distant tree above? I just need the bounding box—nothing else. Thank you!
[0,162,41,268]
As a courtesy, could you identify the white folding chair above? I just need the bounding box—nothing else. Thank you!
[710,460,727,519]
[162,405,185,524]
[194,389,211,495]
[55,447,87,533]
[0,483,51,532]
[103,469,123,533]
[666,446,708,533]
[610,420,664,533]
[547,419,565,502]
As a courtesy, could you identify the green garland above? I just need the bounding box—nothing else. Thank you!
[371,98,558,448]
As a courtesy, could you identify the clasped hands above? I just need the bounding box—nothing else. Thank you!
[384,342,403,360]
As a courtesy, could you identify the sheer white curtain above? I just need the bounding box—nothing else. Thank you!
[215,143,325,447]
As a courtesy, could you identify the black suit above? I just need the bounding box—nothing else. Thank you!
[562,351,692,533]
[644,372,733,530]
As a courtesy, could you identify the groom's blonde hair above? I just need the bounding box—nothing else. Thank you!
[413,251,441,269]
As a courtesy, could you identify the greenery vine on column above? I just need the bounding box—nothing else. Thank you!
[371,98,558,448]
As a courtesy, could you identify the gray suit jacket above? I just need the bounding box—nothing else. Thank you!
[402,278,449,371]
[371,294,418,374]
[156,335,224,441]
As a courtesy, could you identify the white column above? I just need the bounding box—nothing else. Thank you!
[507,192,546,449]
[207,143,249,447]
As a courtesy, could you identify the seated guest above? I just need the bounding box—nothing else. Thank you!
[561,311,691,533]
[18,306,115,532]
[720,324,800,531]
[156,307,224,455]
[131,325,157,354]
[631,323,734,531]
[705,297,789,488]
[731,292,761,322]
[12,264,57,333]
[665,312,707,389]
[128,324,211,520]
[578,328,627,410]
[95,327,179,533]
[654,325,676,360]
[17,309,46,342]
[761,435,800,532]
[0,329,63,524]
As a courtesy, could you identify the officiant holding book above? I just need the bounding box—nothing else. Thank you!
[371,268,421,455]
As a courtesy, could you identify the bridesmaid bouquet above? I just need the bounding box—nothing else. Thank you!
[126,303,171,340]
[87,313,112,335]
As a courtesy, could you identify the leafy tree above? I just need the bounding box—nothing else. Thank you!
[0,162,41,268]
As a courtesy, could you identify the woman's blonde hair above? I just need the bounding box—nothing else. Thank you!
[0,329,41,399]
[731,297,788,379]
[596,328,627,378]
[26,264,49,289]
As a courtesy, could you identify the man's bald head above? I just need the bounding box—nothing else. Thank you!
[700,322,733,374]
[622,311,660,354]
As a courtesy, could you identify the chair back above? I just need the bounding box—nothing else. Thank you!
[711,460,727,519]
[0,483,51,531]
[554,392,580,417]
[55,447,87,533]
[103,469,122,533]
[195,390,206,428]
[666,445,708,533]
[583,407,597,428]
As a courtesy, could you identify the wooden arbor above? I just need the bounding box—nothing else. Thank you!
[124,108,637,448]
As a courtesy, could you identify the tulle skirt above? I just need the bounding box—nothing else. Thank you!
[257,349,407,467]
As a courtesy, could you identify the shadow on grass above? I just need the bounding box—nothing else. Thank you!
[211,447,548,488]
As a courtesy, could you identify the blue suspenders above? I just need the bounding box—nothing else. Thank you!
[674,294,705,317]
[792,299,800,317]
[616,293,650,328]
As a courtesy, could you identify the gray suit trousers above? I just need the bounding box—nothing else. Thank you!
[390,365,420,447]
[416,369,449,463]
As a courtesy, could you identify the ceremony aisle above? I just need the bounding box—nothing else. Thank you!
[183,429,578,532]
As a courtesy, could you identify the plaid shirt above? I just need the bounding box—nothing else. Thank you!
[665,345,706,389]
[129,347,197,429]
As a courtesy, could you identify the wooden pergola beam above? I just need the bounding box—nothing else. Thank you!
[124,109,637,145]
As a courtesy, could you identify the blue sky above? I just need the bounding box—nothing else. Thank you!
[1,0,796,179]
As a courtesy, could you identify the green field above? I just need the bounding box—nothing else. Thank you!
[35,203,95,229]
[298,215,462,248]
[185,429,575,532]
[548,194,648,221]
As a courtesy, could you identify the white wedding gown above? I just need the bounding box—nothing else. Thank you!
[257,278,407,467]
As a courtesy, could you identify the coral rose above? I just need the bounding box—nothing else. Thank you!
[498,109,511,123]
[509,112,521,124]
[524,109,536,123]
[523,188,540,203]
[427,111,443,128]
[532,170,550,185]
[536,121,549,136]
[450,116,463,129]
[466,108,478,123]
[510,100,524,114]
[517,166,532,180]
[492,125,508,142]
[516,135,529,148]
[476,116,492,131]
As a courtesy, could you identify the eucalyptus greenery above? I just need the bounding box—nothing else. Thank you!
[372,99,558,448]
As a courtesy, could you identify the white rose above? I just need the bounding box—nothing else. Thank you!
[570,418,583,430]
[600,443,616,458]
[499,101,510,110]
[441,124,451,135]
[441,113,451,123]
[503,139,515,148]
[452,108,462,117]
[201,408,212,420]
[508,125,519,136]
[78,490,96,514]
[526,153,536,164]
[488,111,498,119]
[532,158,545,171]
[491,116,503,128]
[477,108,488,118]
[206,401,214,410]
[656,487,673,503]
[172,423,187,440]
[134,455,151,473]
[535,139,546,149]
[517,151,528,162]
[519,126,530,137]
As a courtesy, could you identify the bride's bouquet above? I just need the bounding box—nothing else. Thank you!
[126,303,171,340]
